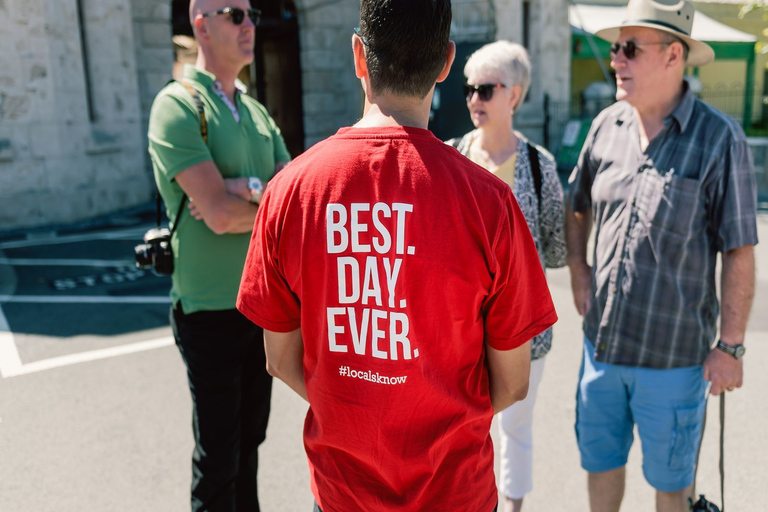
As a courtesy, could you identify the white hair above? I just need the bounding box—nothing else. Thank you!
[464,40,531,112]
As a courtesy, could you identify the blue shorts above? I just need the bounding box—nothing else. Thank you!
[575,337,707,492]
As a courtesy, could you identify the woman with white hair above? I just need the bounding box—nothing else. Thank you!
[448,40,566,512]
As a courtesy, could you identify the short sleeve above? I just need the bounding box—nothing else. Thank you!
[568,118,601,214]
[483,190,558,351]
[237,185,301,332]
[148,92,212,181]
[713,138,759,252]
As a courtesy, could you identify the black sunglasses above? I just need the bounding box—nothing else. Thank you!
[463,83,505,102]
[609,40,671,60]
[201,7,261,26]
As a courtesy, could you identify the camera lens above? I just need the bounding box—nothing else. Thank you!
[134,243,155,269]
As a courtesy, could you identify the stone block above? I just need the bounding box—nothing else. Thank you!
[303,114,338,137]
[44,155,95,192]
[140,21,172,48]
[136,47,174,73]
[29,123,64,159]
[301,3,347,27]
[130,0,170,20]
[302,92,344,116]
[0,94,32,122]
[0,138,14,162]
[302,27,340,50]
[0,157,47,197]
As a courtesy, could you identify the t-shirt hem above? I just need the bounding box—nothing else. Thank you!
[236,296,300,332]
[486,309,558,351]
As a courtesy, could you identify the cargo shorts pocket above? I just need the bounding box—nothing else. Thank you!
[668,403,705,471]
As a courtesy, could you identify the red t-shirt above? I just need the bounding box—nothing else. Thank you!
[238,126,557,512]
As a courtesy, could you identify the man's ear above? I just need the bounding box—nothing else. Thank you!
[666,41,686,70]
[436,41,456,84]
[193,15,209,41]
[352,34,368,80]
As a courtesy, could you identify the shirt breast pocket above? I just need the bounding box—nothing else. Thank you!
[639,170,702,239]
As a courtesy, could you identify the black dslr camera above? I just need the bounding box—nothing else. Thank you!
[690,495,720,512]
[134,227,174,275]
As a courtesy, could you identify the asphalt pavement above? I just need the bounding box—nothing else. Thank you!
[0,208,766,512]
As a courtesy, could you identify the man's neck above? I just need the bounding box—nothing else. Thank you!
[195,54,240,102]
[355,92,433,129]
[633,81,685,143]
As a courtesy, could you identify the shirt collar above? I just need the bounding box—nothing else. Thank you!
[667,81,694,133]
[182,64,248,94]
[615,80,694,132]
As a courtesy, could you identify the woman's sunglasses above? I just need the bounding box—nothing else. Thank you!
[463,83,505,102]
[200,7,261,26]
[609,40,671,60]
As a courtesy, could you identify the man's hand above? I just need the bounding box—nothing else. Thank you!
[569,260,592,316]
[565,206,593,317]
[224,177,252,201]
[703,347,743,395]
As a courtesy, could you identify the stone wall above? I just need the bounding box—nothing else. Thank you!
[294,0,363,149]
[496,0,572,146]
[130,0,175,169]
[0,0,153,230]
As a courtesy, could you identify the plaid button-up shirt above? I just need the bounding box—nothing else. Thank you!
[569,86,758,369]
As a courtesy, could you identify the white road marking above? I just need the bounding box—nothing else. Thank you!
[6,336,175,378]
[0,306,23,378]
[0,258,135,267]
[0,295,171,304]
[0,226,176,379]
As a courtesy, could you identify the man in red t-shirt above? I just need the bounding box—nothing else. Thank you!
[237,1,557,511]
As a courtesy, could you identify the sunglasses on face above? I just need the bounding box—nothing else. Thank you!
[200,7,261,26]
[463,83,505,102]
[609,40,671,60]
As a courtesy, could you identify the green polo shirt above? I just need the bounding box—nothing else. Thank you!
[148,65,290,313]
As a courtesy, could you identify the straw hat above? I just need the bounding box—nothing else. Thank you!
[595,0,714,67]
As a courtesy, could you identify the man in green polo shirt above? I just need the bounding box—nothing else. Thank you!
[147,1,290,510]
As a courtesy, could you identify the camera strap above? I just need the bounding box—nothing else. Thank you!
[153,79,209,236]
[691,392,726,510]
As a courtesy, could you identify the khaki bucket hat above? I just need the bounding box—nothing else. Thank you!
[595,0,715,67]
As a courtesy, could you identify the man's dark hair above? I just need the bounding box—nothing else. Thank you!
[359,0,452,99]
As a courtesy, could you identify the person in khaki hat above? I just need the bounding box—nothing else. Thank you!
[566,0,758,510]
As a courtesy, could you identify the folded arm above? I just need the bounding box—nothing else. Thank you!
[175,161,258,234]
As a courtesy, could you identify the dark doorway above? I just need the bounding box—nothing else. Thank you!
[251,1,304,158]
[170,1,305,158]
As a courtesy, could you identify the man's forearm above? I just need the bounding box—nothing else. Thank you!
[566,205,593,316]
[565,204,591,269]
[486,342,531,413]
[720,245,755,344]
[264,328,308,402]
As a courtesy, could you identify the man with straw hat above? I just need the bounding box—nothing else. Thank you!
[566,0,758,510]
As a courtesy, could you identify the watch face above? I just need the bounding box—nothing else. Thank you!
[734,345,746,358]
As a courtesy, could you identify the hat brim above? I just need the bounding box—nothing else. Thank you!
[595,24,714,67]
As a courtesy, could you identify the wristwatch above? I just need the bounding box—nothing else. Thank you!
[715,339,746,359]
[248,177,264,204]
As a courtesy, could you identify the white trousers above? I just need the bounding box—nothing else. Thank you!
[498,356,547,500]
